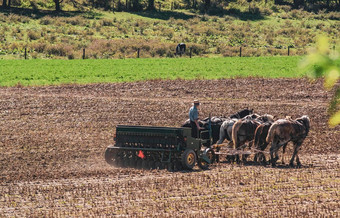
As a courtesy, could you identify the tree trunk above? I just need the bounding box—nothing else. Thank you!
[55,0,61,12]
[147,0,155,10]
[2,0,7,8]
[204,0,210,12]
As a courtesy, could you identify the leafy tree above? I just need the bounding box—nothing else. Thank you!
[301,36,340,127]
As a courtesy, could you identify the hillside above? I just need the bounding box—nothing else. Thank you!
[0,1,339,59]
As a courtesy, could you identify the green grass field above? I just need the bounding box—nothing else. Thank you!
[0,56,304,86]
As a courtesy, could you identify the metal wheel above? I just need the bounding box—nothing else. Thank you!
[167,162,175,172]
[104,148,116,166]
[142,160,151,170]
[198,148,215,170]
[198,159,209,170]
[154,161,162,170]
[115,155,124,167]
[128,158,136,168]
[181,149,197,170]
[136,159,143,169]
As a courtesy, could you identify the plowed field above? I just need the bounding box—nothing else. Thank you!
[0,78,339,217]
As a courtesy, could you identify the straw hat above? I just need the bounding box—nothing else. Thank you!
[193,99,200,105]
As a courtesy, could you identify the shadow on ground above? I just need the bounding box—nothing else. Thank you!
[132,10,196,20]
[0,7,103,19]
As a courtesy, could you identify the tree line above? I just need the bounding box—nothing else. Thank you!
[1,0,339,12]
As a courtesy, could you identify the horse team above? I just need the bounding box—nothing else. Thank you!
[182,109,310,167]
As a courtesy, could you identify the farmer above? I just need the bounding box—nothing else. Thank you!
[189,99,201,138]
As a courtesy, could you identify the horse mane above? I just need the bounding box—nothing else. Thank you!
[243,113,260,120]
[230,108,254,119]
[295,115,310,136]
[256,114,274,123]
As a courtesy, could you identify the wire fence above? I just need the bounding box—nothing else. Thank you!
[1,44,337,60]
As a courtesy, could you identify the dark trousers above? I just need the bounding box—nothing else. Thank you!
[190,121,199,138]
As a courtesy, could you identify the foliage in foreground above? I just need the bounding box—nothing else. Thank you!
[302,36,340,127]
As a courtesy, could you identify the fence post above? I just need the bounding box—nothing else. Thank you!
[239,47,242,57]
[171,2,174,10]
[83,48,86,59]
[288,46,290,56]
[137,48,140,58]
[159,3,161,12]
[24,48,27,59]
[190,48,192,58]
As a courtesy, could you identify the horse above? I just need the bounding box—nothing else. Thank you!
[231,114,275,163]
[266,115,310,167]
[253,116,294,164]
[229,108,254,119]
[252,122,289,164]
[216,118,238,145]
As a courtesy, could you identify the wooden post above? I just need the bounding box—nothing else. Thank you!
[159,3,161,12]
[24,48,27,59]
[171,2,173,10]
[83,48,86,59]
[288,46,290,56]
[239,47,242,57]
[190,48,192,58]
[137,48,140,58]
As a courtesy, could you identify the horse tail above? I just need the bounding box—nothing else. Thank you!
[266,122,278,143]
[253,125,262,149]
[232,120,242,149]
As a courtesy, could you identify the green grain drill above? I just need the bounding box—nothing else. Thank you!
[105,125,215,171]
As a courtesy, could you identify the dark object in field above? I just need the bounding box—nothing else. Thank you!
[176,43,186,56]
[266,115,310,167]
[105,125,215,171]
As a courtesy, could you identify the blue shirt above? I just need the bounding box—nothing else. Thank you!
[189,106,198,121]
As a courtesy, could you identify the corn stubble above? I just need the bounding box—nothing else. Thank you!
[0,78,339,217]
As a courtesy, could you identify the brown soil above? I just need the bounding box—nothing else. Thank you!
[0,78,339,217]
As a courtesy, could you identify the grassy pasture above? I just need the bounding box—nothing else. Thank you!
[0,56,303,86]
[0,5,339,59]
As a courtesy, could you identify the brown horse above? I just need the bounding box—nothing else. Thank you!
[266,115,310,167]
[253,122,288,164]
[231,114,275,162]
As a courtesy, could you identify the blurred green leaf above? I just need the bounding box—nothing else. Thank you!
[302,36,340,127]
[324,68,339,89]
[329,110,340,127]
[317,36,329,54]
[328,88,340,115]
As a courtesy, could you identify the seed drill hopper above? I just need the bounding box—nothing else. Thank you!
[105,125,215,171]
